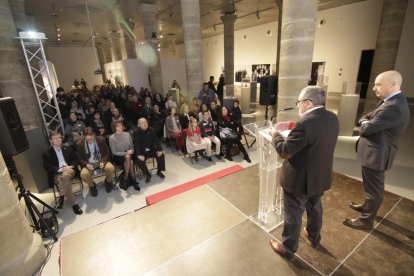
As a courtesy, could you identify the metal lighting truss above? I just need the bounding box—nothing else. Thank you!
[16,32,65,135]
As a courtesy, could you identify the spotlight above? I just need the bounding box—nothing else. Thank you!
[57,28,60,31]
[57,34,61,37]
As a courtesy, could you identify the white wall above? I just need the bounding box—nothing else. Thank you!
[395,0,414,98]
[161,58,187,96]
[313,0,383,92]
[47,47,103,91]
[192,0,385,94]
[104,59,149,90]
[201,21,278,82]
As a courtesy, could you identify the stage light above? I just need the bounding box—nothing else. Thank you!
[19,31,46,39]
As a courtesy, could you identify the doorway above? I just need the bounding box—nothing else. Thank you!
[357,49,374,99]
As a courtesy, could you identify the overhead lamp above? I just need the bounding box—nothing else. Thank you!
[213,25,217,31]
[256,11,260,20]
[84,0,102,75]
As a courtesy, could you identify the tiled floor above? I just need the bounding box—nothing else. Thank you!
[59,165,414,275]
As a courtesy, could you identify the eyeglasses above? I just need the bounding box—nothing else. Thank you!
[295,99,312,107]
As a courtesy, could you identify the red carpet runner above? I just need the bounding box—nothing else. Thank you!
[146,165,244,206]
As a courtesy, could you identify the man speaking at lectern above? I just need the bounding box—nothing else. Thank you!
[269,86,339,260]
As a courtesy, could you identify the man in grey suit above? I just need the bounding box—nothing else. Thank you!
[269,86,339,260]
[344,70,410,229]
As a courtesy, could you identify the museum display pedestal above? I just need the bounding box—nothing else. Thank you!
[244,121,283,232]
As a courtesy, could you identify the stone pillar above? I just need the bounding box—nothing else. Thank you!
[0,0,42,129]
[102,38,112,65]
[122,21,137,59]
[96,46,107,81]
[364,0,408,109]
[140,3,163,94]
[180,0,203,99]
[277,0,318,122]
[0,153,46,275]
[108,31,122,62]
[220,13,237,97]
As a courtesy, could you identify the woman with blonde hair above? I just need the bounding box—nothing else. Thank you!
[186,117,209,161]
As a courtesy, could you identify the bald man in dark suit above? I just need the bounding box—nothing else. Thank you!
[269,86,339,260]
[344,70,410,229]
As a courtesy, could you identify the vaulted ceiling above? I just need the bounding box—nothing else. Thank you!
[24,0,365,48]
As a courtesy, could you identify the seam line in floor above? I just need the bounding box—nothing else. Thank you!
[328,196,404,276]
[143,218,248,275]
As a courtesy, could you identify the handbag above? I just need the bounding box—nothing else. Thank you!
[219,127,237,139]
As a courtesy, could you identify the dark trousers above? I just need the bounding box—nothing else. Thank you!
[137,153,165,175]
[282,190,323,257]
[360,166,385,223]
[223,138,248,158]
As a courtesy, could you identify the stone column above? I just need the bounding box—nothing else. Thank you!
[122,21,137,59]
[364,0,408,110]
[108,31,122,62]
[96,46,107,81]
[277,0,318,122]
[180,0,203,99]
[102,38,112,65]
[220,13,237,97]
[0,153,46,275]
[0,0,42,129]
[140,3,163,94]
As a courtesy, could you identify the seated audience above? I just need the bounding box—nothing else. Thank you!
[210,100,221,122]
[230,100,243,137]
[42,131,83,215]
[165,107,186,154]
[76,127,115,196]
[70,99,86,120]
[64,111,86,145]
[151,104,166,139]
[218,106,251,163]
[198,103,211,123]
[91,111,105,136]
[179,103,191,130]
[199,111,222,160]
[186,118,209,161]
[165,95,177,110]
[153,93,166,111]
[142,96,153,121]
[133,118,166,183]
[198,82,215,105]
[109,121,140,191]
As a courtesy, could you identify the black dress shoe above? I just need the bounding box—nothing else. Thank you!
[244,156,251,163]
[156,171,165,178]
[72,204,83,215]
[56,196,64,209]
[206,156,213,162]
[90,184,98,197]
[225,155,233,161]
[343,218,373,230]
[105,180,113,193]
[133,181,140,191]
[146,174,152,183]
[215,154,222,160]
[348,202,364,212]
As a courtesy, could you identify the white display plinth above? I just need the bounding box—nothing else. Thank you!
[241,86,251,114]
[244,121,284,232]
